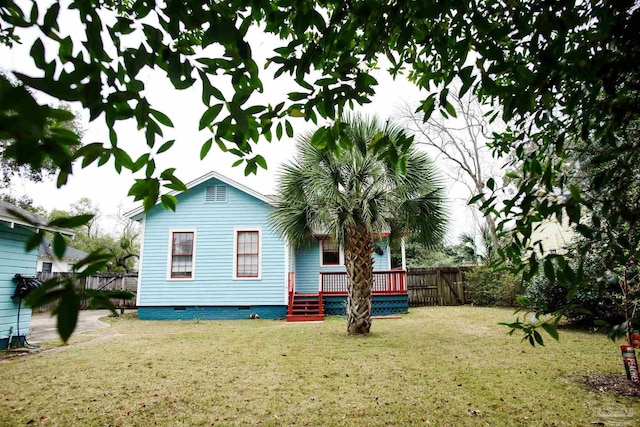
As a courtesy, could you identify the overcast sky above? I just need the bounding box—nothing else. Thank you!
[2,6,481,242]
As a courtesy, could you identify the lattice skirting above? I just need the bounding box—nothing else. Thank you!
[323,295,409,316]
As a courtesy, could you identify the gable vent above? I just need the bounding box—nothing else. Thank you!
[205,185,227,202]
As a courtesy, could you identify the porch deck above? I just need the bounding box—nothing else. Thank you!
[286,270,408,322]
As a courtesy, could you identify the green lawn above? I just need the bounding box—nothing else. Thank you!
[1,307,638,426]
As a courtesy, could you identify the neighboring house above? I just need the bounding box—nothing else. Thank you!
[0,201,74,349]
[127,171,409,322]
[530,214,576,256]
[38,237,87,273]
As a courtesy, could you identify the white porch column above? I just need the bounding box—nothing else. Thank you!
[401,237,406,270]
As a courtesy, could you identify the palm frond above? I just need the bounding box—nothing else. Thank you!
[270,113,449,250]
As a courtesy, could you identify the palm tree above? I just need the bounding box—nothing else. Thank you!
[455,224,501,265]
[270,114,448,334]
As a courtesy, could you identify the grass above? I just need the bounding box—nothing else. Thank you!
[0,307,638,426]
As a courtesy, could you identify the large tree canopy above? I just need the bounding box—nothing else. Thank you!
[2,0,639,341]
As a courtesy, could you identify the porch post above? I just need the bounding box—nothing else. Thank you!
[401,237,406,270]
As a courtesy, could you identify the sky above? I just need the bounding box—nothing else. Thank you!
[2,4,482,242]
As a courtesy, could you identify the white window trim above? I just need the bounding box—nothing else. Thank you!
[319,239,344,266]
[166,229,197,281]
[233,228,262,280]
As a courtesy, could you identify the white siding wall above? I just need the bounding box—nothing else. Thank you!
[530,215,576,255]
[37,257,75,273]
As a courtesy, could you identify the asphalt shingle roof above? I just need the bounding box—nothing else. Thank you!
[39,237,87,260]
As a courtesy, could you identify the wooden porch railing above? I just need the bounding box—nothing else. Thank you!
[320,270,407,295]
[287,272,295,316]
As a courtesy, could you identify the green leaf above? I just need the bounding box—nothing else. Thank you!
[285,120,294,138]
[468,194,484,204]
[289,108,305,117]
[200,138,213,160]
[486,177,495,191]
[25,231,44,252]
[52,233,67,259]
[421,97,436,122]
[543,258,555,283]
[72,250,113,274]
[43,2,60,31]
[541,323,559,341]
[156,139,175,154]
[254,155,267,170]
[199,104,223,130]
[310,127,328,149]
[150,109,174,127]
[112,147,134,170]
[48,214,94,229]
[24,279,63,309]
[161,194,178,211]
[515,296,531,307]
[53,286,80,343]
[533,330,545,346]
[444,101,457,118]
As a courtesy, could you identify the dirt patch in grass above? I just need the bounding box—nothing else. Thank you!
[584,374,640,398]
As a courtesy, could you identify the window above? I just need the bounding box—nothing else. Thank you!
[235,230,260,279]
[321,238,340,266]
[169,231,195,279]
[205,185,227,202]
[42,262,52,273]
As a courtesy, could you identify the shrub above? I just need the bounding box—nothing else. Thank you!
[464,265,522,307]
[524,272,625,325]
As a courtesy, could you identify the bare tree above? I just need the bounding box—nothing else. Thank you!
[396,91,504,252]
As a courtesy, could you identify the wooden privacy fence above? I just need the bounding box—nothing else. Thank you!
[33,272,138,313]
[407,267,469,306]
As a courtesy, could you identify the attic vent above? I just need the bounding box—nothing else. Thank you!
[205,185,227,202]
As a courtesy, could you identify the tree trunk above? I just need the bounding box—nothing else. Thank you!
[344,224,374,335]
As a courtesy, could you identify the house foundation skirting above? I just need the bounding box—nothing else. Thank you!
[323,294,409,316]
[138,305,287,320]
[0,335,26,350]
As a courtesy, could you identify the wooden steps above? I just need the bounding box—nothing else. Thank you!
[286,293,324,322]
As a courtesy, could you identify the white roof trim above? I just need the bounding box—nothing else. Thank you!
[126,170,275,220]
[0,216,75,237]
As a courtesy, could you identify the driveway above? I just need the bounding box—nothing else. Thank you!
[28,309,115,343]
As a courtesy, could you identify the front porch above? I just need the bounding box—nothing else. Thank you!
[286,270,408,322]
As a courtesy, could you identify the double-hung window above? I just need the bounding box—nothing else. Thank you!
[169,231,195,279]
[234,229,261,279]
[321,238,341,266]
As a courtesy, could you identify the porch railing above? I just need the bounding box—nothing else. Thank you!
[287,272,295,316]
[320,270,407,295]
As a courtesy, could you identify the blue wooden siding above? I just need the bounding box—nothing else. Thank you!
[138,178,286,308]
[0,223,37,348]
[293,238,390,293]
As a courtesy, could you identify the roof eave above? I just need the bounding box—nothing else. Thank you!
[0,216,75,237]
[125,170,275,220]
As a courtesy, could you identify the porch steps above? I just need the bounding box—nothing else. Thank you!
[286,293,324,322]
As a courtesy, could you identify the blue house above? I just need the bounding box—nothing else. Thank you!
[0,201,74,348]
[128,171,408,322]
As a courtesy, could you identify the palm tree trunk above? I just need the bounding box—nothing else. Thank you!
[344,224,374,334]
